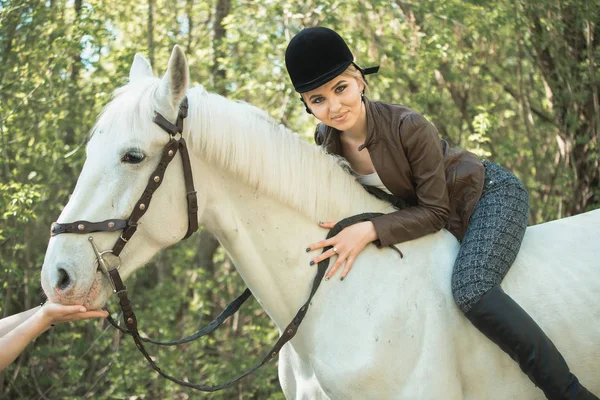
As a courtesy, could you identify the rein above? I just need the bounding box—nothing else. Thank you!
[49,97,402,392]
[103,213,387,392]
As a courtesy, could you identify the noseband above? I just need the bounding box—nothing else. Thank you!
[49,96,398,392]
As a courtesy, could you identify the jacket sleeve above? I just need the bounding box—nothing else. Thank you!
[370,113,450,247]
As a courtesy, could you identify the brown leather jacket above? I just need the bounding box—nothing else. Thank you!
[315,98,485,246]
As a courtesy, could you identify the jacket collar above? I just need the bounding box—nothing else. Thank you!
[358,96,378,151]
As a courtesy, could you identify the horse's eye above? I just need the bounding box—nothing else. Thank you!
[121,151,145,164]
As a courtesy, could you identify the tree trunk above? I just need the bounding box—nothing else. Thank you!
[525,5,599,214]
[148,0,155,66]
[65,0,82,146]
[186,0,194,54]
[212,0,231,95]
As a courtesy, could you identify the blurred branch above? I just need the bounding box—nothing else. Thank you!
[30,365,52,400]
[479,65,556,126]
[586,16,600,176]
[515,4,540,186]
[0,111,9,180]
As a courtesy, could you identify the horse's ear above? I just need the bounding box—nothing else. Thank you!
[129,54,154,82]
[159,45,189,111]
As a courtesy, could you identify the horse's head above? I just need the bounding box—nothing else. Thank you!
[41,46,205,309]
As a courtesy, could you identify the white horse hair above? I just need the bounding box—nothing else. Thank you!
[41,46,600,399]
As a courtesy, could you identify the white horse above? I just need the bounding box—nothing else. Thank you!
[41,46,600,399]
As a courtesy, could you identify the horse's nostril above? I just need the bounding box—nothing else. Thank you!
[57,267,71,291]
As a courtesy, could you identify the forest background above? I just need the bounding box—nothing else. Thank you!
[1,0,598,398]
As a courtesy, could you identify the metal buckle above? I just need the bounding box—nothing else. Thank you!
[88,237,121,291]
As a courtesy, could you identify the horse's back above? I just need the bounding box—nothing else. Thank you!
[286,211,600,399]
[502,209,600,392]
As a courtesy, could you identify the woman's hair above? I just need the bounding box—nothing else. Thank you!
[340,64,370,96]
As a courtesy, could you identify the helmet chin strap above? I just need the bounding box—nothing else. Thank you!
[300,96,313,115]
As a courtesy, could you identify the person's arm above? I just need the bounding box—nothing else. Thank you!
[0,307,51,371]
[370,113,450,247]
[0,304,108,372]
[0,306,40,338]
[306,114,450,279]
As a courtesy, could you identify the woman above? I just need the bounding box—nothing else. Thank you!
[0,302,108,372]
[285,26,597,400]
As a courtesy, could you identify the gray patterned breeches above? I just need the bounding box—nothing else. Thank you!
[451,161,530,313]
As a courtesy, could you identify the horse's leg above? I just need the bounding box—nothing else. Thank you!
[278,345,298,399]
[279,345,330,400]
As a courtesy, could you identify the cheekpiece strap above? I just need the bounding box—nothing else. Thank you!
[176,97,188,133]
[178,137,198,239]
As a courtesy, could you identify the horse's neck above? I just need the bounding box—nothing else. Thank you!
[185,92,397,332]
[200,164,322,331]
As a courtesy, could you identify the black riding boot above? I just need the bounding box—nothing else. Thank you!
[465,286,598,400]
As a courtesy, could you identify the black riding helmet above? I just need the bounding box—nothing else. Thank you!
[285,27,379,94]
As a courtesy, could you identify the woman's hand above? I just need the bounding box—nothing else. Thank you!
[306,221,378,280]
[36,303,108,329]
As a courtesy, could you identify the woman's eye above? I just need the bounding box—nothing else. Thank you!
[312,97,324,104]
[335,85,347,93]
[121,151,145,164]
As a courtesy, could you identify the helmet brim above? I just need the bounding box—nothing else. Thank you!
[294,60,353,93]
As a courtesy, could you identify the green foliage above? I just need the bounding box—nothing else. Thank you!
[0,0,598,398]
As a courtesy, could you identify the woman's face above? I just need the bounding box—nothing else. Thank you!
[302,75,365,131]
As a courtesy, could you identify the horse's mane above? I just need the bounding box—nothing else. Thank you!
[90,79,391,221]
[186,86,392,220]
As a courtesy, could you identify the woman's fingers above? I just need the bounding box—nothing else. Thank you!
[309,247,338,266]
[78,310,109,319]
[318,221,335,229]
[306,238,335,253]
[59,310,109,322]
[307,220,373,280]
[44,303,87,317]
[325,251,347,280]
[42,303,109,324]
[340,255,356,280]
[305,221,336,252]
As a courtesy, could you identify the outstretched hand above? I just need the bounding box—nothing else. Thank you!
[37,303,108,328]
[305,220,378,280]
[0,302,109,372]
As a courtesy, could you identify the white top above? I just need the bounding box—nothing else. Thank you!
[352,170,393,194]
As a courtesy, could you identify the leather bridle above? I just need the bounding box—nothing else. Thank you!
[49,96,403,392]
[48,97,320,392]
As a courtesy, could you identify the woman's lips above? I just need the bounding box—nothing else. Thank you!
[331,112,348,122]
